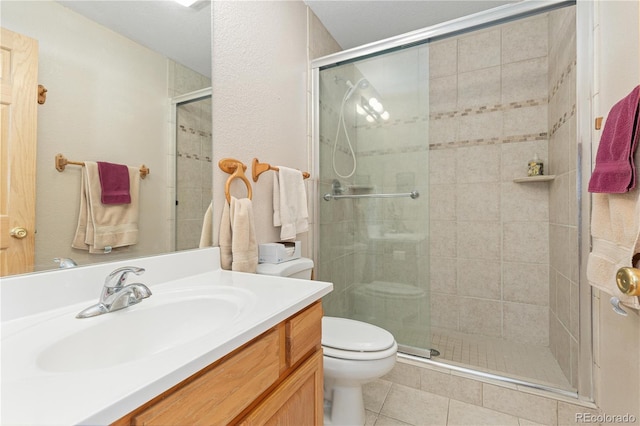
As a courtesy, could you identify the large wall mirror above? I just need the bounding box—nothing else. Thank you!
[2,0,212,276]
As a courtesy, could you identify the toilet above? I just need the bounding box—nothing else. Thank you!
[256,258,398,426]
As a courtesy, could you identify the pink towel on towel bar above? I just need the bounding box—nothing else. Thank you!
[588,85,640,193]
[97,161,131,204]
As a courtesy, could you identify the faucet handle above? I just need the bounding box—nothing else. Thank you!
[105,266,145,288]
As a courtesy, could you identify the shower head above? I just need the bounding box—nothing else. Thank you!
[344,78,370,101]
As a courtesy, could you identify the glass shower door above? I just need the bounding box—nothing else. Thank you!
[175,93,212,250]
[317,46,431,356]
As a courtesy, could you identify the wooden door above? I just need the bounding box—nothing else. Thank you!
[0,27,38,276]
[237,350,324,426]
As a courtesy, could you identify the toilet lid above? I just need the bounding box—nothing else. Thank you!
[322,317,395,352]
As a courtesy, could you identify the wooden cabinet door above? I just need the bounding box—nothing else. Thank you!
[238,350,324,426]
[0,27,38,276]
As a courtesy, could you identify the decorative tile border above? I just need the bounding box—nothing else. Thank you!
[177,152,212,162]
[430,98,548,121]
[549,59,576,101]
[178,124,212,138]
[177,124,212,162]
[429,133,548,151]
[548,59,577,138]
[549,103,576,138]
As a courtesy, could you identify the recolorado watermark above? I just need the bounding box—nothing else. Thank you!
[576,413,637,423]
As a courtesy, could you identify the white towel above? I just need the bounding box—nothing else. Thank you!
[219,200,232,270]
[273,167,308,241]
[72,162,139,254]
[587,189,640,309]
[199,201,213,248]
[218,197,258,273]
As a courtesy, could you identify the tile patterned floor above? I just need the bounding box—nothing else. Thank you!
[429,328,572,390]
[361,371,599,426]
[363,380,539,426]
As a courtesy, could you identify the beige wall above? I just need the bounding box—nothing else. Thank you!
[591,0,640,418]
[211,1,341,254]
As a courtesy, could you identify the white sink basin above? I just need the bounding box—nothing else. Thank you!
[36,286,255,372]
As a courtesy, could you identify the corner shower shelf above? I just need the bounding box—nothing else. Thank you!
[513,175,556,183]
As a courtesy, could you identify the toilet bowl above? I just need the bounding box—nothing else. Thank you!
[256,258,398,426]
[322,316,397,425]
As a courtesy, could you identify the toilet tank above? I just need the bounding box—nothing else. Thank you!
[256,258,314,279]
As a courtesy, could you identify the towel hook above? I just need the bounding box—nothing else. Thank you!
[219,158,252,203]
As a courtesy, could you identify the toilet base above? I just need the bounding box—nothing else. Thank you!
[324,384,366,426]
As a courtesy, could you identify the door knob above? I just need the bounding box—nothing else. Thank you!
[10,227,28,239]
[616,267,640,296]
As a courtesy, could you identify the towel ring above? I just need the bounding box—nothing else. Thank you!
[219,158,252,203]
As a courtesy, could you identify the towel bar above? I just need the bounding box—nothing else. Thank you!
[55,154,149,179]
[252,158,310,182]
[323,191,419,201]
[219,158,252,203]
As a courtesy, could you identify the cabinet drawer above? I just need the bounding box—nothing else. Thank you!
[132,329,281,426]
[286,301,322,367]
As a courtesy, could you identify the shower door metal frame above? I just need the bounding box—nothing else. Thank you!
[310,0,593,401]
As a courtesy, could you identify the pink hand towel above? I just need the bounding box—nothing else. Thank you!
[588,85,640,193]
[97,161,131,204]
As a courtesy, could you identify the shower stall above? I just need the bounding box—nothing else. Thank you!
[172,88,213,251]
[313,1,582,394]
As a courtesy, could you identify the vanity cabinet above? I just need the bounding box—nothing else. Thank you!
[112,301,323,426]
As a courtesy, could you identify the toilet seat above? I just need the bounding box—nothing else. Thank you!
[322,317,397,361]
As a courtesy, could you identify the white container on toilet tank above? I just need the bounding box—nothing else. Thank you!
[258,241,301,264]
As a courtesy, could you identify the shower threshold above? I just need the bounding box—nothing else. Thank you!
[397,344,440,359]
[396,350,579,400]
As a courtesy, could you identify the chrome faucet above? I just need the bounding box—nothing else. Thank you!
[76,266,152,319]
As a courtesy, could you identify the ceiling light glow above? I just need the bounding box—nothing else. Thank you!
[174,0,198,7]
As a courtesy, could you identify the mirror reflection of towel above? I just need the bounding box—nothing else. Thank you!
[97,161,131,204]
[72,162,139,254]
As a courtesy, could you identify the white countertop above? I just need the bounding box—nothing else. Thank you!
[1,249,332,425]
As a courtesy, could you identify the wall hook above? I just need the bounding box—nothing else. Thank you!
[38,84,48,105]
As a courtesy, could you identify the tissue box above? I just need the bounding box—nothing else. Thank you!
[258,241,301,264]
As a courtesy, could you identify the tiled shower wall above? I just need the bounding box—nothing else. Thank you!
[547,6,579,389]
[428,14,551,346]
[168,61,212,250]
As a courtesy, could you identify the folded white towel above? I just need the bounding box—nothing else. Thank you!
[218,196,258,273]
[72,162,139,254]
[273,166,308,241]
